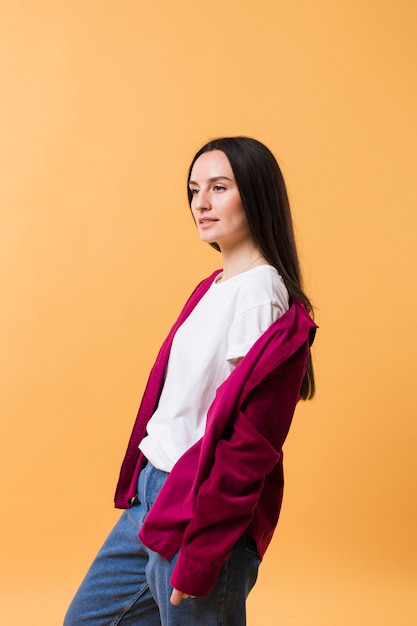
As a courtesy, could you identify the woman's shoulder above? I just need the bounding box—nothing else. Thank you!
[244,264,283,286]
[237,265,288,307]
[207,264,289,316]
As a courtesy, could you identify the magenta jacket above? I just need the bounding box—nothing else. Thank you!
[114,270,316,597]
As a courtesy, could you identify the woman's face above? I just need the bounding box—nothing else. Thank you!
[188,150,253,251]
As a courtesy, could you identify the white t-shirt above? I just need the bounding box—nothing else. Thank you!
[139,265,289,472]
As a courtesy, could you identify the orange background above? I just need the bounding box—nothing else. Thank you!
[1,1,416,624]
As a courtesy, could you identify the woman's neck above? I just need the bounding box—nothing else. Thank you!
[217,246,268,283]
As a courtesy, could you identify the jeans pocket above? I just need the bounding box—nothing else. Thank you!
[243,532,259,558]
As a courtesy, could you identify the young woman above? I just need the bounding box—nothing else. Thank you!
[64,136,316,626]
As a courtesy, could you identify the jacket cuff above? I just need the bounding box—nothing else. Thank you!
[170,549,222,598]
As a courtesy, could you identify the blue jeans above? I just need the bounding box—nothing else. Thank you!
[64,462,260,625]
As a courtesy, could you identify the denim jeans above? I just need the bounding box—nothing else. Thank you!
[64,462,260,625]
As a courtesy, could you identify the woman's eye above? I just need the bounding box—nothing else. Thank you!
[213,185,226,192]
[190,188,199,195]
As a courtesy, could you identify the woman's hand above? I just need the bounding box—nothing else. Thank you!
[170,588,196,605]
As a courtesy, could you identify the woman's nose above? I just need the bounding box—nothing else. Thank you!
[193,190,211,211]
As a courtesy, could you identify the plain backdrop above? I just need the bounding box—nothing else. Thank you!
[1,1,416,624]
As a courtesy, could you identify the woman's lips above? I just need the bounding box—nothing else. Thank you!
[199,218,218,228]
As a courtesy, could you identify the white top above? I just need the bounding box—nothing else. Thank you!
[139,265,289,472]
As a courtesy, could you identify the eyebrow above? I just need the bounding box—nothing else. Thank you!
[188,175,233,186]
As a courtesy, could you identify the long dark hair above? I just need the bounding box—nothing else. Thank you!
[187,136,315,399]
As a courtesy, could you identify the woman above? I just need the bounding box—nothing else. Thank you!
[64,136,316,625]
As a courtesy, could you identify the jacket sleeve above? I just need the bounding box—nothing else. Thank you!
[170,359,302,597]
